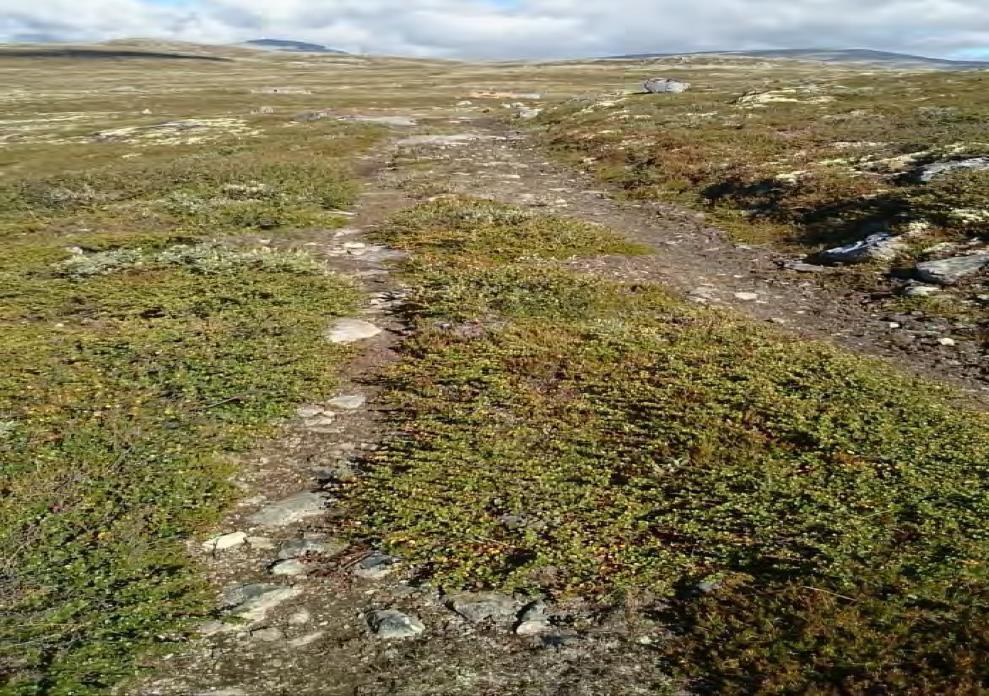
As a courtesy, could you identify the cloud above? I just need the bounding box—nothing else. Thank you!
[0,0,987,60]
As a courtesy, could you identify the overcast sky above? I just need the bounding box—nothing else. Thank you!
[1,0,987,60]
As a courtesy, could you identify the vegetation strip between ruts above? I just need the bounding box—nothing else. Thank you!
[342,197,989,693]
[0,121,379,693]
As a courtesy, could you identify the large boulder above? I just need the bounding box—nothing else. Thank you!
[916,254,989,285]
[819,233,907,265]
[643,78,690,94]
[919,157,989,183]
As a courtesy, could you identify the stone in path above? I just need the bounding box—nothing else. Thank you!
[515,601,552,636]
[353,551,400,580]
[446,592,519,624]
[202,531,247,552]
[324,318,383,344]
[248,491,329,528]
[270,559,309,577]
[326,394,367,410]
[366,609,425,639]
[222,583,303,624]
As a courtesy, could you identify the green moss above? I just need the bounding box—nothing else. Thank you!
[341,198,989,693]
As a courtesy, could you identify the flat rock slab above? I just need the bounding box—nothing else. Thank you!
[248,491,329,528]
[326,394,367,410]
[367,609,425,639]
[324,318,383,344]
[270,558,310,576]
[202,531,247,552]
[916,254,989,285]
[353,551,400,580]
[446,592,519,623]
[222,583,303,623]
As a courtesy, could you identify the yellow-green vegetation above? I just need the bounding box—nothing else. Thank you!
[344,198,989,692]
[536,65,989,250]
[0,120,376,692]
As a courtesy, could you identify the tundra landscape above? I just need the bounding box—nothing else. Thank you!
[2,40,989,695]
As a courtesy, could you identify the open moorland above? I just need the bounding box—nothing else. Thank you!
[1,41,988,695]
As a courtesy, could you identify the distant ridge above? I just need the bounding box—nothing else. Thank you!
[243,39,347,54]
[612,48,989,70]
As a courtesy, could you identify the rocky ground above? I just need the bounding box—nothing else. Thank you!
[131,109,989,695]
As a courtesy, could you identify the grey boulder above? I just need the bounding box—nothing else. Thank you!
[367,610,425,639]
[643,78,690,94]
[916,254,989,285]
[820,233,906,265]
[446,592,519,624]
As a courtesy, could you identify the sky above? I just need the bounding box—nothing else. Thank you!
[1,0,988,60]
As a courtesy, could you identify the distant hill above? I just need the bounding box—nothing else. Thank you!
[243,39,347,54]
[613,48,989,70]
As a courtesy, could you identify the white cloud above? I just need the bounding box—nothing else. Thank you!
[0,0,988,60]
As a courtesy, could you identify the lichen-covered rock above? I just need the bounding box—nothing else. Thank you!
[643,78,690,94]
[820,233,907,265]
[916,254,989,285]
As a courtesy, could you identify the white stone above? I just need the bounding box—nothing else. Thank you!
[939,338,958,347]
[733,292,759,302]
[271,559,309,577]
[202,532,247,552]
[324,319,383,344]
[326,394,367,410]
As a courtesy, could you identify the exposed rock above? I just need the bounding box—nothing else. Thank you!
[366,609,425,639]
[278,537,346,560]
[248,491,329,528]
[939,337,958,347]
[902,283,943,298]
[820,233,907,265]
[515,601,552,636]
[353,551,400,580]
[326,394,366,410]
[324,318,383,344]
[296,404,326,419]
[247,536,276,550]
[733,292,759,302]
[918,157,989,183]
[517,107,543,120]
[289,631,326,648]
[222,583,303,623]
[916,254,989,285]
[270,559,309,577]
[447,592,519,624]
[781,260,834,274]
[643,78,690,94]
[202,531,247,552]
[251,627,285,642]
